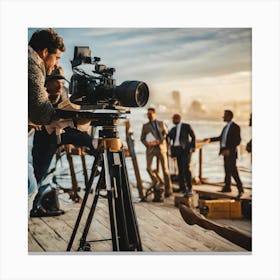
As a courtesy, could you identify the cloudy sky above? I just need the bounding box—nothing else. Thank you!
[28,28,252,105]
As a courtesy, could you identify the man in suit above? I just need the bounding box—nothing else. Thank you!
[168,114,196,197]
[141,108,172,200]
[204,110,244,198]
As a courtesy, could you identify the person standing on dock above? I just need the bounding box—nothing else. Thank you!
[30,67,97,217]
[28,28,66,217]
[203,110,244,198]
[141,108,172,201]
[167,114,196,197]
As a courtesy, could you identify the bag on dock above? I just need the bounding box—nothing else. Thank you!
[153,184,164,202]
[40,188,61,211]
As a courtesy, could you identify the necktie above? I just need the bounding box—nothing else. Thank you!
[174,124,181,146]
[221,123,231,148]
[152,121,161,140]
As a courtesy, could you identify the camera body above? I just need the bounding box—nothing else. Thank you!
[69,46,149,108]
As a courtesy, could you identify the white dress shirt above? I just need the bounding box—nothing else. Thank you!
[174,122,182,146]
[221,121,232,148]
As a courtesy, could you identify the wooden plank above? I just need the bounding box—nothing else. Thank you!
[193,184,252,201]
[210,218,252,237]
[28,218,68,252]
[134,203,211,252]
[140,199,246,252]
[28,230,44,252]
[54,196,112,252]
[178,204,251,251]
[28,189,249,252]
[95,194,190,251]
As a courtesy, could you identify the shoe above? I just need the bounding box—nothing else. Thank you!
[30,206,65,218]
[237,191,244,199]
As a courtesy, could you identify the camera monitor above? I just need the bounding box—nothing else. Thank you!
[72,46,92,67]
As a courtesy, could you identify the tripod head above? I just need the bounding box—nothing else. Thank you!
[56,105,129,153]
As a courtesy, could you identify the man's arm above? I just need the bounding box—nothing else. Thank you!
[157,121,168,144]
[232,123,241,147]
[28,58,55,125]
[188,124,196,149]
[140,124,148,147]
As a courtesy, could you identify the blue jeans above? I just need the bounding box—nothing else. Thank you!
[28,131,38,195]
[31,127,94,209]
[28,163,38,195]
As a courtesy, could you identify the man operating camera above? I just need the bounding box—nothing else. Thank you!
[28,28,67,216]
[28,29,97,217]
[30,65,98,217]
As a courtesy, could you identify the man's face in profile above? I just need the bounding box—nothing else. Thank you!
[44,49,62,75]
[223,111,232,122]
[147,110,156,121]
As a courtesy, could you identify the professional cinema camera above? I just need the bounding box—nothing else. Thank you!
[62,47,148,252]
[68,46,149,108]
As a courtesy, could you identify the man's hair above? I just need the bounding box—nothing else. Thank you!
[172,113,182,120]
[147,107,156,113]
[225,110,233,119]
[29,28,65,54]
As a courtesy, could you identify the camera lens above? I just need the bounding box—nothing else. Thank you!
[115,81,149,107]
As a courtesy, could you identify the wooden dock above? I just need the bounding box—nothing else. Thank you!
[28,185,252,253]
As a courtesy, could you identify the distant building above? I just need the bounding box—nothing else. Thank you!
[188,99,206,118]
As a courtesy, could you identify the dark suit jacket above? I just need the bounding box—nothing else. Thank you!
[210,121,241,157]
[168,123,196,150]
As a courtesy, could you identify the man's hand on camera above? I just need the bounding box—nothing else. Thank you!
[44,119,74,135]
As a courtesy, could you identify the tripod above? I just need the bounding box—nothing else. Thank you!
[66,123,142,252]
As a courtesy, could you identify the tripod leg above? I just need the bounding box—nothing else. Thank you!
[81,153,89,186]
[103,149,121,251]
[104,149,142,251]
[66,148,80,202]
[114,163,131,250]
[78,169,105,251]
[66,153,101,251]
[107,189,120,251]
[118,150,142,251]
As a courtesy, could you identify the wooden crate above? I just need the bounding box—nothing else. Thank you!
[174,192,199,208]
[199,199,242,219]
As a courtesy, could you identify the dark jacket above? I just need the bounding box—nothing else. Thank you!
[168,123,196,150]
[210,121,241,156]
